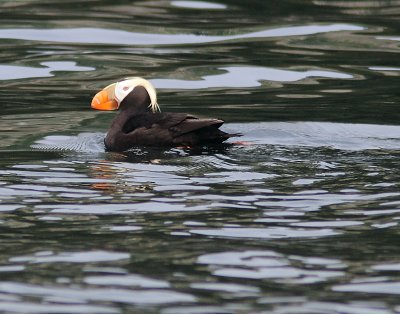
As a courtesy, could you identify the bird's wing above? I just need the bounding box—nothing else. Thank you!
[123,112,223,136]
[122,112,194,134]
[168,117,224,137]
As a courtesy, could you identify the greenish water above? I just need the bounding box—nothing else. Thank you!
[1,1,400,313]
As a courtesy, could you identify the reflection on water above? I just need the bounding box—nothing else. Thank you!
[152,66,353,89]
[1,0,400,313]
[0,24,363,45]
[198,250,344,282]
[0,62,95,80]
[0,281,196,304]
[171,1,227,9]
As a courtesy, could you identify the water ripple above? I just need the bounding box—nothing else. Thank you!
[190,226,340,239]
[31,122,400,154]
[171,1,227,9]
[84,274,170,288]
[0,302,118,314]
[0,24,364,45]
[333,281,400,295]
[10,250,130,264]
[0,282,196,305]
[229,122,400,150]
[151,66,353,89]
[0,61,94,80]
[32,133,105,152]
[198,250,345,283]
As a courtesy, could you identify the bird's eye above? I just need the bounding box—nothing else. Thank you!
[123,86,129,91]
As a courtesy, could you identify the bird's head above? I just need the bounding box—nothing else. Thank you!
[91,77,160,113]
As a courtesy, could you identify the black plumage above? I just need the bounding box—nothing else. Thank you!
[104,86,239,151]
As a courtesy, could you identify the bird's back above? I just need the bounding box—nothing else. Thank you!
[108,112,237,150]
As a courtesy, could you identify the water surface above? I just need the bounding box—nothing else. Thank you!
[1,0,400,313]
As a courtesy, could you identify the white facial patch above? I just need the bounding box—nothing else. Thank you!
[113,77,160,112]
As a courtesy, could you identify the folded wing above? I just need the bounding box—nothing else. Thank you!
[122,112,237,146]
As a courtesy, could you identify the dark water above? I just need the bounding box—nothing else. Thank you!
[1,0,400,313]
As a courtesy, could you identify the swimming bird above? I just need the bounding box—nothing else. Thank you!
[91,77,239,151]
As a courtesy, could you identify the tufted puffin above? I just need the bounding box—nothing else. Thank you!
[91,77,240,151]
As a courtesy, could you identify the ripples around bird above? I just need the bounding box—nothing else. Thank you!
[0,125,398,312]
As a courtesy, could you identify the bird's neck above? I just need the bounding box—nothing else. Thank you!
[105,86,152,148]
[108,94,151,136]
[109,106,139,133]
[104,105,140,150]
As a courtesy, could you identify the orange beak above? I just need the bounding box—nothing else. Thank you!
[91,90,119,111]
